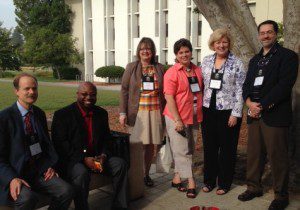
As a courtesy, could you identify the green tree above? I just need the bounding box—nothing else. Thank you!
[13,0,81,78]
[0,23,20,73]
[22,27,81,68]
[11,27,24,48]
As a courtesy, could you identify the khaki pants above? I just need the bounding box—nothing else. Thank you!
[165,115,199,178]
[246,119,289,199]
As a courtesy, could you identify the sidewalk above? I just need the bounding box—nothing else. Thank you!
[37,165,300,210]
[0,79,121,91]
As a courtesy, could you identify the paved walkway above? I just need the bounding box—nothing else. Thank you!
[37,165,300,210]
[0,79,121,91]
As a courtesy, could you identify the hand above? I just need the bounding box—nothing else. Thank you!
[246,98,262,115]
[174,119,184,132]
[94,155,106,173]
[119,115,127,127]
[84,157,96,170]
[249,110,261,119]
[228,116,237,127]
[10,178,30,201]
[44,167,58,181]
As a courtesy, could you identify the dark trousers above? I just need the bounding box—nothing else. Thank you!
[13,176,73,210]
[201,107,242,190]
[246,119,289,199]
[68,157,128,210]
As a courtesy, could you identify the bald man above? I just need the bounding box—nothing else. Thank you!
[51,82,128,210]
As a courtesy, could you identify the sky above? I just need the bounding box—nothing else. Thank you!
[0,0,17,29]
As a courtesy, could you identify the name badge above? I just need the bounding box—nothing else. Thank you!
[254,76,264,86]
[190,83,200,93]
[209,72,223,90]
[29,142,42,156]
[188,77,200,93]
[142,75,154,91]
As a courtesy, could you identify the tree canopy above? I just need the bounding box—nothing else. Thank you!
[0,23,21,71]
[13,0,81,69]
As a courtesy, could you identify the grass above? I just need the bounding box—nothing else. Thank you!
[1,70,74,83]
[0,82,120,114]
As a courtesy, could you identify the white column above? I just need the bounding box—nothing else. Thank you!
[92,0,106,82]
[82,0,93,81]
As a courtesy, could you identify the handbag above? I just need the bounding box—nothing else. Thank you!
[156,135,173,173]
[110,130,131,169]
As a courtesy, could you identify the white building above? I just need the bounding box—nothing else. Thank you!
[65,0,283,82]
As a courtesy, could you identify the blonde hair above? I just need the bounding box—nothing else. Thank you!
[208,28,233,51]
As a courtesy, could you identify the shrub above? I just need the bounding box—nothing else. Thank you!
[53,66,81,80]
[34,69,53,78]
[163,64,172,72]
[1,71,17,78]
[95,65,125,82]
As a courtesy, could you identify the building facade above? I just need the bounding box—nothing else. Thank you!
[66,0,283,82]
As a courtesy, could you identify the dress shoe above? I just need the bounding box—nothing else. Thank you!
[268,199,289,210]
[238,190,263,201]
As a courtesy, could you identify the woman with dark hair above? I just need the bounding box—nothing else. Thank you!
[164,38,203,198]
[119,37,166,187]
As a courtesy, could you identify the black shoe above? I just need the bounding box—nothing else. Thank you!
[144,175,154,187]
[238,190,263,201]
[268,199,289,210]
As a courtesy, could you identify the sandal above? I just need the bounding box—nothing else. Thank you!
[186,188,196,198]
[202,184,215,193]
[171,182,187,192]
[144,175,154,187]
[216,188,229,195]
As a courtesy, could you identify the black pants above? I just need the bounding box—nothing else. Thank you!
[201,107,242,190]
[67,157,129,210]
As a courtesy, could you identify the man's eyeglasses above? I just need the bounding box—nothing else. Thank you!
[259,30,275,36]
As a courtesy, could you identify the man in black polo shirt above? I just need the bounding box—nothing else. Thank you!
[238,20,298,210]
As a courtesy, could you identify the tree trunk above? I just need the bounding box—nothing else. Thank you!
[193,0,260,65]
[283,0,300,189]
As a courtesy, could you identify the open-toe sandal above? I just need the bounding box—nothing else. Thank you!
[202,184,215,193]
[216,188,229,195]
[186,188,196,198]
[171,182,187,192]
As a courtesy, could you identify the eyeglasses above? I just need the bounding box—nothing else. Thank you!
[259,30,275,36]
[140,48,151,52]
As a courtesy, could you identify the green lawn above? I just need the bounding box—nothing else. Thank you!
[0,82,120,113]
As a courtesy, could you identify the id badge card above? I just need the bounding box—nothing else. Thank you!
[29,142,42,156]
[254,76,264,86]
[142,75,154,91]
[209,72,223,90]
[188,77,200,93]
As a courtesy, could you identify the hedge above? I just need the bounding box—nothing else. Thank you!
[95,65,125,79]
[53,66,81,80]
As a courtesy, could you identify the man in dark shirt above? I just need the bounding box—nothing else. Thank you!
[51,82,128,210]
[0,73,73,210]
[238,20,298,210]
